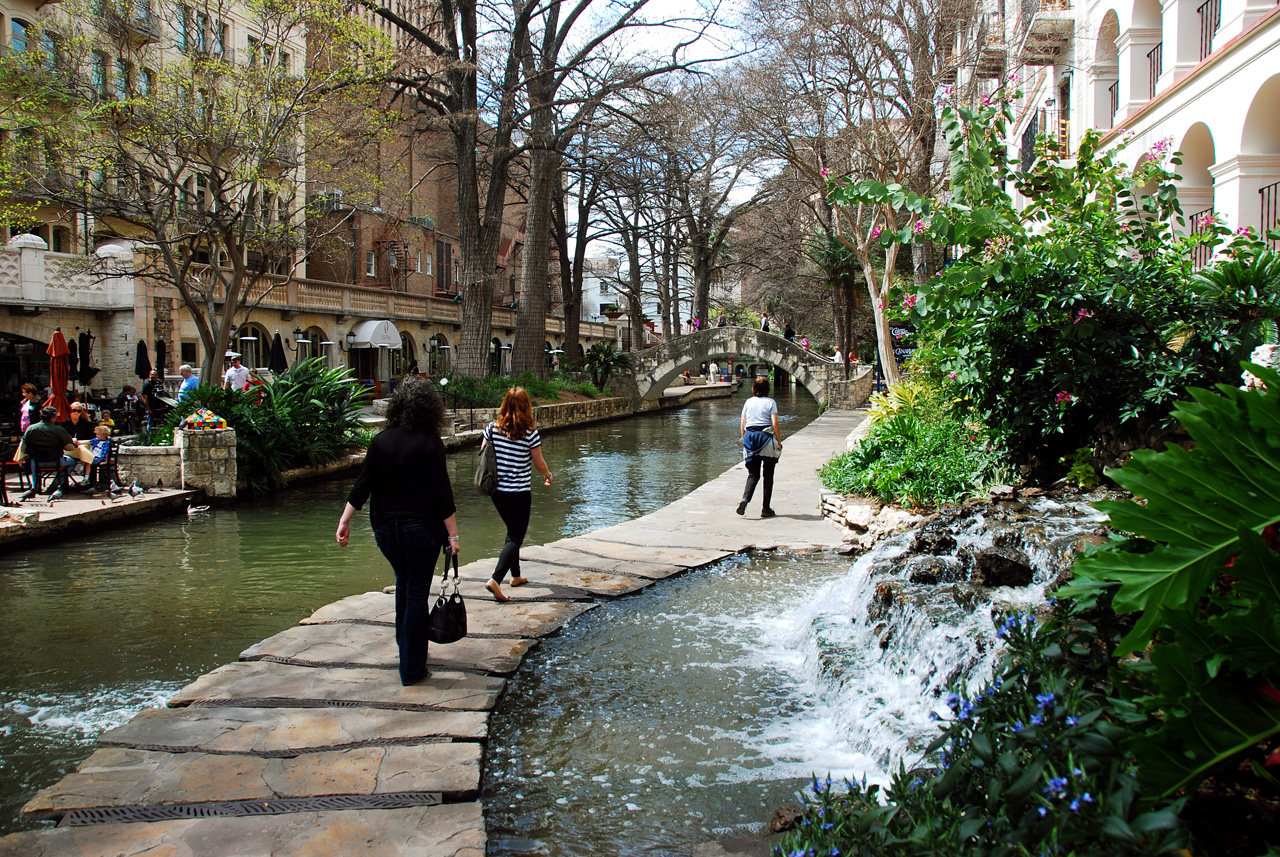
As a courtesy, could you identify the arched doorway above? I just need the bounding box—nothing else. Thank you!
[1093,11,1120,129]
[1177,122,1217,265]
[1241,75,1280,244]
[296,326,326,362]
[391,332,416,380]
[489,337,503,376]
[429,334,451,378]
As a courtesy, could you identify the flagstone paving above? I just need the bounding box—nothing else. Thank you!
[4,408,864,855]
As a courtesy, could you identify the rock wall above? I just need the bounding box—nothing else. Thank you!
[177,428,237,500]
[117,444,181,489]
[826,368,874,411]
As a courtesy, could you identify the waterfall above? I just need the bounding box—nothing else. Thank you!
[742,496,1109,785]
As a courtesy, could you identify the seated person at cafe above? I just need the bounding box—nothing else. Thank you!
[18,406,78,500]
[87,424,113,489]
[98,409,117,435]
[62,402,97,443]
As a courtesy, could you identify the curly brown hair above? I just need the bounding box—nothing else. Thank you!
[384,378,445,435]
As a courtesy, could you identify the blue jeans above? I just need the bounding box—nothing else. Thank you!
[30,457,75,493]
[372,518,441,685]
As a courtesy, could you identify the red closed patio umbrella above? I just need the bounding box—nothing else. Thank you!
[43,327,70,422]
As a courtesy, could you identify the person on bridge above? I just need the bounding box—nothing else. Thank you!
[336,380,460,686]
[736,375,783,519]
[481,387,553,603]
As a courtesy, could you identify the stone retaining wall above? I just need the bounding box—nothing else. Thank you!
[117,444,182,489]
[826,368,874,410]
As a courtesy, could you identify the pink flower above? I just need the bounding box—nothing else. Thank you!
[1073,308,1093,325]
[878,303,887,310]
[1007,72,1022,83]
[871,225,883,240]
[1236,226,1253,235]
[912,219,927,234]
[980,94,992,106]
[820,167,830,179]
[947,372,957,379]
[1055,391,1073,404]
[902,294,918,309]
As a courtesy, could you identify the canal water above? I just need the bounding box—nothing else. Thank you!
[0,385,822,836]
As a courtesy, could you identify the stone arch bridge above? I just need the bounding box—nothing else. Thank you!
[611,327,872,409]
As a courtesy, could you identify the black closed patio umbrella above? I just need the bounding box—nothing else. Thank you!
[135,340,151,380]
[155,339,167,381]
[268,332,288,374]
[78,330,95,386]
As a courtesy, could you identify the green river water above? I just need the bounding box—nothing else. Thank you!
[0,385,832,849]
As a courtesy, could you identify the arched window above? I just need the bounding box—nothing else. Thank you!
[11,19,28,53]
[429,333,450,377]
[489,337,502,376]
[236,322,269,369]
[295,326,325,362]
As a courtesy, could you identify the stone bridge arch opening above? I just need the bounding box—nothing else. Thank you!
[616,327,840,407]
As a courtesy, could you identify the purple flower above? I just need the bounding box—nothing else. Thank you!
[1035,693,1055,709]
[1065,716,1078,726]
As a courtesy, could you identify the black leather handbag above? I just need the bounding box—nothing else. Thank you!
[428,551,467,644]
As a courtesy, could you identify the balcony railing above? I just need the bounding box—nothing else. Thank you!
[1262,181,1280,250]
[1188,207,1215,270]
[1108,80,1120,127]
[1198,0,1222,60]
[1148,42,1163,98]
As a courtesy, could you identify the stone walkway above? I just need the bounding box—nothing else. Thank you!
[0,409,865,857]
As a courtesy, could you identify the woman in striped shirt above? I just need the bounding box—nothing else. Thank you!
[482,387,553,602]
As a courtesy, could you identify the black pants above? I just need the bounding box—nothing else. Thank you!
[742,456,778,511]
[491,489,532,584]
[372,517,440,685]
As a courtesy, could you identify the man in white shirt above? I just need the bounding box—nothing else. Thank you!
[223,353,251,390]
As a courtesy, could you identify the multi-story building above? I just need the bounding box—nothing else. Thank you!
[0,0,618,418]
[949,0,1280,240]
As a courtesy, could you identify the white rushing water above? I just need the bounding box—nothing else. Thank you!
[485,495,1110,856]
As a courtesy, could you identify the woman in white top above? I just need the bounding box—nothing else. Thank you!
[736,375,783,518]
[481,387,553,602]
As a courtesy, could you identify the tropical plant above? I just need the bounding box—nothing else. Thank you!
[1062,363,1280,801]
[819,380,1010,507]
[157,358,370,492]
[582,341,628,389]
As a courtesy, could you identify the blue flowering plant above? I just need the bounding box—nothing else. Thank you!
[775,605,1187,857]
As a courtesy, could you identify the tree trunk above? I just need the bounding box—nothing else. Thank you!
[513,143,559,377]
[861,248,901,386]
[553,184,580,367]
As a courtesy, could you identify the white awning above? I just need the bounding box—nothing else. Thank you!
[350,319,401,348]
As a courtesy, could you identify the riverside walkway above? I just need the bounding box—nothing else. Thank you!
[0,408,866,857]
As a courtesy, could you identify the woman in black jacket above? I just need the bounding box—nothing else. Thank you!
[335,380,460,685]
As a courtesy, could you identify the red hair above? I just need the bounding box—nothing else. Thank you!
[497,387,535,440]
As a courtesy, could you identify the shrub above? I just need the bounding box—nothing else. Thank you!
[777,603,1188,857]
[819,381,1010,507]
[151,358,370,492]
[1063,363,1280,802]
[438,371,603,408]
